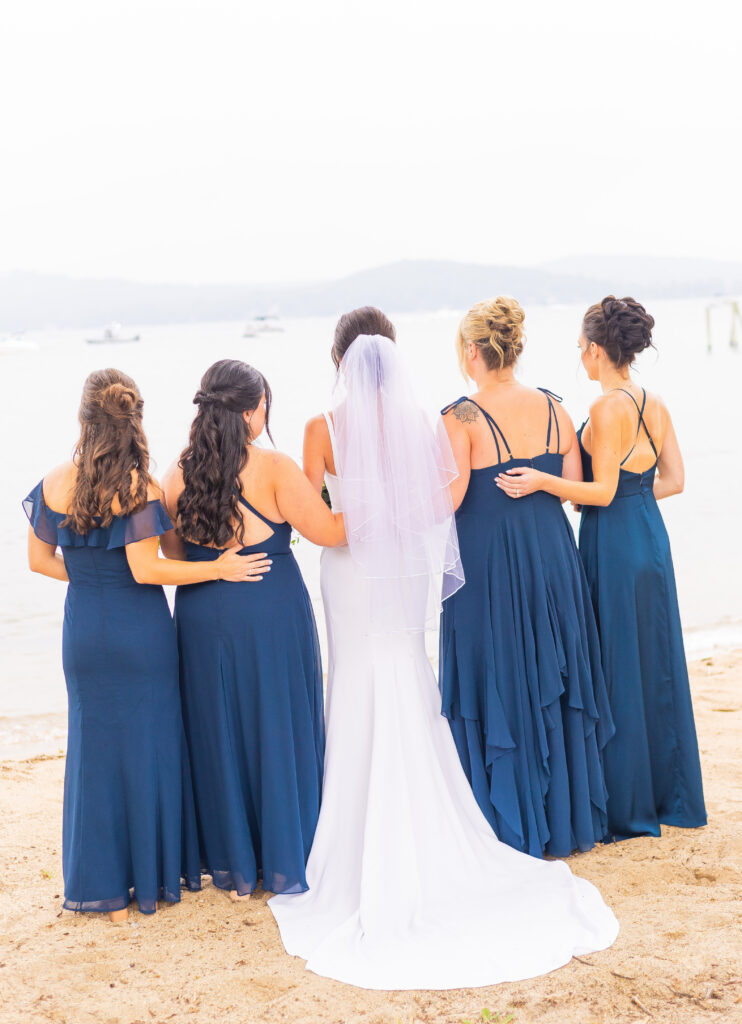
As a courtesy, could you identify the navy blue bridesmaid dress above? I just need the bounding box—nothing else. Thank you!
[23,481,201,914]
[578,388,706,840]
[175,494,324,896]
[439,390,615,858]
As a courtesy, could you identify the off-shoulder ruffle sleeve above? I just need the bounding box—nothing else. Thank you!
[84,500,173,549]
[121,500,174,546]
[22,481,59,546]
[22,487,173,549]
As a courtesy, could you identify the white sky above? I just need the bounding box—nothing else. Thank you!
[1,0,739,284]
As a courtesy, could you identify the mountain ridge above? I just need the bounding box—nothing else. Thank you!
[2,256,740,331]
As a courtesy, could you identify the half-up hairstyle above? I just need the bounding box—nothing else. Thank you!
[457,296,526,375]
[64,369,153,534]
[332,306,396,368]
[176,359,272,547]
[582,296,655,368]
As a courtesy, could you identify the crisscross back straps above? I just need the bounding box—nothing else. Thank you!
[617,387,658,466]
[236,492,277,528]
[441,396,512,464]
[537,388,563,453]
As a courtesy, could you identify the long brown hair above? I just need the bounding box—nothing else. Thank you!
[176,359,272,548]
[63,368,154,534]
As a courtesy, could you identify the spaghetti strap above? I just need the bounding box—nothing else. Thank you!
[442,396,512,464]
[537,388,562,453]
[617,388,658,465]
[237,492,279,529]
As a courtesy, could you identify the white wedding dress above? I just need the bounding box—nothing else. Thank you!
[268,404,619,990]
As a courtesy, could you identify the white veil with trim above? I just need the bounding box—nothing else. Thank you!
[331,334,464,633]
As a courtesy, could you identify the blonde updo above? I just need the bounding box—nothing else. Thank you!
[457,296,526,375]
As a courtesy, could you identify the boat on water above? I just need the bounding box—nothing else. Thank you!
[86,322,140,345]
[243,314,284,338]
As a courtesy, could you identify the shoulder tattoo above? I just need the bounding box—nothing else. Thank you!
[452,400,480,424]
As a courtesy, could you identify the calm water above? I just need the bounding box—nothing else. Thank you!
[1,299,740,758]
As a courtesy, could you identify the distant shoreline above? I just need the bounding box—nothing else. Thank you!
[2,257,741,332]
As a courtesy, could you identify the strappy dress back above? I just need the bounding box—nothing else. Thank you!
[577,388,706,840]
[444,387,564,481]
[175,485,324,896]
[438,389,615,859]
[579,386,658,497]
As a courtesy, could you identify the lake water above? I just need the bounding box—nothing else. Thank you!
[1,299,740,758]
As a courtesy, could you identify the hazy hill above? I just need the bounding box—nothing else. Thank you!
[541,254,742,298]
[1,256,740,331]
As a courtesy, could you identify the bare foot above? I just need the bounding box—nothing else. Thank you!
[228,890,251,903]
[109,907,128,923]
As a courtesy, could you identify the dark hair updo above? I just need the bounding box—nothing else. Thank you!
[64,368,153,534]
[332,306,396,368]
[582,296,655,368]
[177,359,272,548]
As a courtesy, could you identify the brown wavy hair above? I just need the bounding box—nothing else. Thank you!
[332,306,396,368]
[457,296,526,374]
[63,368,153,534]
[582,295,655,368]
[176,359,272,548]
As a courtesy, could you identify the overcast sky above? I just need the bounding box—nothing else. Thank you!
[1,0,739,285]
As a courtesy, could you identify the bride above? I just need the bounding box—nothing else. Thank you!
[268,309,619,990]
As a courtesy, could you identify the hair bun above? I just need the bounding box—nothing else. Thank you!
[457,296,526,373]
[98,382,139,419]
[581,295,655,367]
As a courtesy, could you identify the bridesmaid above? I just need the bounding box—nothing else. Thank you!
[498,296,706,840]
[440,297,615,859]
[162,359,345,901]
[23,369,266,921]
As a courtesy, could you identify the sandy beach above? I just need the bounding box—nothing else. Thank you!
[1,649,740,1024]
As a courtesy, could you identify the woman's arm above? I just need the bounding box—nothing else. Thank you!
[442,410,472,511]
[303,416,328,493]
[27,531,68,582]
[273,453,345,546]
[559,412,583,489]
[497,397,622,507]
[653,411,684,500]
[158,463,189,560]
[125,535,272,584]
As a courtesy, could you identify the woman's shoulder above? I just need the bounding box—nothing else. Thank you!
[250,446,297,475]
[305,411,330,430]
[591,386,668,418]
[642,388,669,415]
[441,396,478,422]
[42,461,77,511]
[304,412,332,444]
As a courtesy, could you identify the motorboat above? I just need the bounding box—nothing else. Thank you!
[243,314,284,338]
[86,322,140,345]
